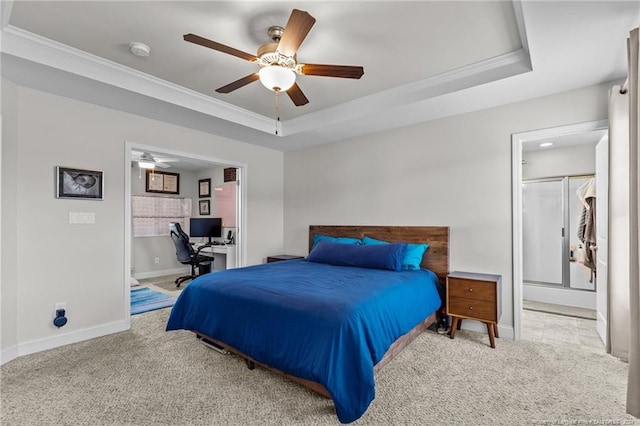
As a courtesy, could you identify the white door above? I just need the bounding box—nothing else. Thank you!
[595,136,608,344]
[522,180,565,285]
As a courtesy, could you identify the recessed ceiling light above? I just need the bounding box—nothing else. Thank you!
[129,42,150,58]
[539,142,554,148]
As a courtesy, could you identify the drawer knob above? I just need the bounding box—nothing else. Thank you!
[468,306,473,310]
[468,288,473,292]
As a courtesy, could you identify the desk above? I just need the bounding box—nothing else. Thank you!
[197,244,237,271]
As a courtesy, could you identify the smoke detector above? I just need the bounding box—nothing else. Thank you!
[129,42,150,58]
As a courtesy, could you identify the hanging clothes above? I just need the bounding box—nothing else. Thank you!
[576,178,597,282]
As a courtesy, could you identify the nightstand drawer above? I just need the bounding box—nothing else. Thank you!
[446,271,502,348]
[448,297,497,322]
[448,278,496,303]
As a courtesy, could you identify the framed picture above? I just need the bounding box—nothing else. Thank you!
[145,170,180,194]
[199,178,211,198]
[199,199,210,215]
[56,166,104,200]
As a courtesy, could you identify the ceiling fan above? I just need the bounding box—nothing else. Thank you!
[131,151,178,169]
[183,9,364,106]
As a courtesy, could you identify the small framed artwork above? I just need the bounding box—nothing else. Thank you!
[56,166,104,200]
[199,199,210,215]
[145,170,180,194]
[199,178,211,198]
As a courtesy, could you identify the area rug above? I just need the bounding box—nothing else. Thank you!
[137,274,185,294]
[130,287,176,315]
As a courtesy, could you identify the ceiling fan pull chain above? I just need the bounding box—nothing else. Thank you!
[275,90,281,135]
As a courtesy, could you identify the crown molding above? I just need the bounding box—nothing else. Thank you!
[0,25,274,133]
[512,0,530,56]
[1,0,14,29]
[283,48,532,136]
[0,0,532,141]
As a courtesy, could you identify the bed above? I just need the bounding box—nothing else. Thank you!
[166,225,449,423]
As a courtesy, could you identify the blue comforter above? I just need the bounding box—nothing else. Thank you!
[166,259,441,423]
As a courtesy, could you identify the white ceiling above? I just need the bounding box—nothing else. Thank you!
[522,129,608,152]
[1,1,638,153]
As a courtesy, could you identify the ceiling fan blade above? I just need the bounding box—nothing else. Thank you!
[215,73,260,94]
[286,82,309,106]
[277,9,316,58]
[299,64,364,79]
[154,162,171,169]
[155,158,178,163]
[184,33,258,62]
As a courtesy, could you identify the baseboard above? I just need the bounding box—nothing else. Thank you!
[1,344,19,365]
[523,283,596,309]
[15,319,130,359]
[132,267,188,280]
[459,319,514,339]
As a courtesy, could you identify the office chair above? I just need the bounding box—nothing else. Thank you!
[169,222,213,288]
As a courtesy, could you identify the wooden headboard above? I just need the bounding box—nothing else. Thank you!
[308,225,450,284]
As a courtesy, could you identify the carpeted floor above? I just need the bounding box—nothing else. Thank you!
[1,309,635,425]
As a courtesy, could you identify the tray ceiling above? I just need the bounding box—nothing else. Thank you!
[1,1,638,151]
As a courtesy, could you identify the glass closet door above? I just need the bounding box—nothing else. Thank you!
[523,179,565,285]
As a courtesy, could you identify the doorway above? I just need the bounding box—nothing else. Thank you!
[123,142,246,319]
[512,120,608,344]
[522,175,597,295]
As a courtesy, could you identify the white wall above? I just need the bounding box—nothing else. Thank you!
[522,144,595,179]
[1,79,20,362]
[130,166,198,278]
[194,165,224,219]
[283,81,612,337]
[1,82,284,362]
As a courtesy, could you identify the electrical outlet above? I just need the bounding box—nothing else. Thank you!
[154,257,160,264]
[55,302,66,310]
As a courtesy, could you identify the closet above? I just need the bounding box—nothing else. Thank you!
[522,175,596,296]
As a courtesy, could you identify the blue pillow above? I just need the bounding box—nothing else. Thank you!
[312,234,362,250]
[306,240,407,271]
[361,236,428,270]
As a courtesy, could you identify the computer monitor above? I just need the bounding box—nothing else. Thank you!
[189,217,222,244]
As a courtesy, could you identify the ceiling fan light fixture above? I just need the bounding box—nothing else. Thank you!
[259,65,296,92]
[138,161,155,169]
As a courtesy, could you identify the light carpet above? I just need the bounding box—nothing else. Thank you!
[1,309,636,425]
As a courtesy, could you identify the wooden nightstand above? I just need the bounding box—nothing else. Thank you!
[266,254,305,263]
[446,271,502,348]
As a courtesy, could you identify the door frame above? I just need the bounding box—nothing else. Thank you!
[123,141,247,321]
[511,119,608,340]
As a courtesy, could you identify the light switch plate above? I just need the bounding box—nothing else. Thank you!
[69,212,95,224]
